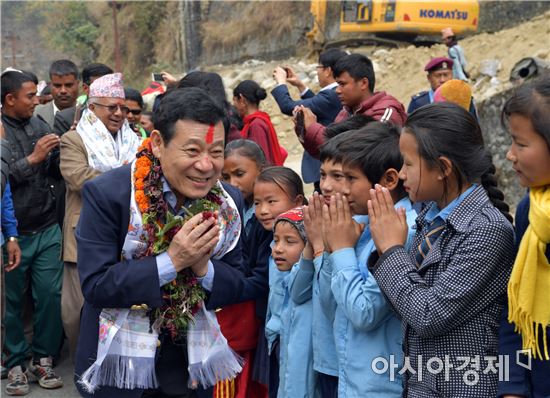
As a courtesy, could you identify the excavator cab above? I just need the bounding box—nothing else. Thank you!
[308,0,479,50]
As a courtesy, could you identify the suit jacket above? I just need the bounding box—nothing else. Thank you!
[74,164,247,398]
[369,186,515,397]
[53,106,77,136]
[271,84,341,182]
[34,102,56,129]
[208,215,272,319]
[59,130,101,263]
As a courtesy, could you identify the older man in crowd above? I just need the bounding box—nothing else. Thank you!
[60,73,141,362]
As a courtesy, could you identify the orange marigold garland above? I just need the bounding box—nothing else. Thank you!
[133,138,223,341]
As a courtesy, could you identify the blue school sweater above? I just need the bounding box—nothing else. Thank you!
[328,197,417,397]
[277,264,316,398]
[290,253,339,377]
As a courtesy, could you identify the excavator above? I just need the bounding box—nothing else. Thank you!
[307,0,479,50]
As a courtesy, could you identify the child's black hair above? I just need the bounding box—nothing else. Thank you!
[233,80,267,107]
[324,114,375,140]
[256,166,307,205]
[406,102,513,222]
[502,74,550,150]
[335,122,404,191]
[319,127,359,164]
[225,139,267,170]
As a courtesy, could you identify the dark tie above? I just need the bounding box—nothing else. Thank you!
[415,218,445,267]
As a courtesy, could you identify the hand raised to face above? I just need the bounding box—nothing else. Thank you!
[167,212,220,273]
[368,184,408,254]
[321,193,364,253]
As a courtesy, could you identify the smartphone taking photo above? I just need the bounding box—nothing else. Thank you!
[151,73,164,82]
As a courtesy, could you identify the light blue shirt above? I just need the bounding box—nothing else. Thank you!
[243,204,255,237]
[154,178,214,290]
[448,44,468,81]
[291,253,339,376]
[328,197,417,397]
[428,88,435,103]
[278,265,316,398]
[265,246,288,353]
[424,184,477,226]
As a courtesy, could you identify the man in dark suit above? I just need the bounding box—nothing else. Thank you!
[34,60,79,129]
[75,88,248,398]
[271,49,346,188]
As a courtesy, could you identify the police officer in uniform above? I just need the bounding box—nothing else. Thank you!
[407,57,454,114]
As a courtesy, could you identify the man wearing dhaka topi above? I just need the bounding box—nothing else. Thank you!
[75,88,247,398]
[60,72,141,363]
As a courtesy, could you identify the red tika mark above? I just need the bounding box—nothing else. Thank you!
[205,124,214,144]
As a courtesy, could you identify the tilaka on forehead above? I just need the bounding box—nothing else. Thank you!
[205,124,215,144]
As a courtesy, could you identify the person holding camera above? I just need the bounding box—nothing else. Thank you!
[2,69,64,396]
[271,49,346,189]
[295,53,407,159]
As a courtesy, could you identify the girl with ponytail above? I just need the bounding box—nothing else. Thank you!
[366,102,516,397]
[498,75,550,398]
[233,80,286,166]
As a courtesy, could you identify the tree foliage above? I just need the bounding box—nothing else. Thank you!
[18,1,99,64]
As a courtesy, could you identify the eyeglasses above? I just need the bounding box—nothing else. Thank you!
[127,108,142,115]
[93,103,130,114]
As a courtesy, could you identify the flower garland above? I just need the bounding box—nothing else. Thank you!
[134,138,223,341]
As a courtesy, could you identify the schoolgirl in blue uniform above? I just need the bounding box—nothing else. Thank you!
[289,137,348,398]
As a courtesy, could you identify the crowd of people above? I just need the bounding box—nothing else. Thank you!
[0,26,549,398]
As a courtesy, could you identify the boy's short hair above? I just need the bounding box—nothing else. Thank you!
[324,114,375,140]
[333,53,376,92]
[319,132,349,164]
[336,122,403,187]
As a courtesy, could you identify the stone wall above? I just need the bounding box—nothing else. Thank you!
[478,1,550,33]
[477,87,525,210]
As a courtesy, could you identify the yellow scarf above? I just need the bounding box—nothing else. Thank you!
[508,186,550,360]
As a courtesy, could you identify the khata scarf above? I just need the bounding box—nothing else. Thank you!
[508,186,550,360]
[76,108,141,172]
[78,160,243,392]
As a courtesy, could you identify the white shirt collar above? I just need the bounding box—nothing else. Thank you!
[320,82,338,92]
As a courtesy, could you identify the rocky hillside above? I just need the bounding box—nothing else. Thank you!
[208,11,550,199]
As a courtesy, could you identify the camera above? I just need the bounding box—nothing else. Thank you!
[151,73,164,82]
